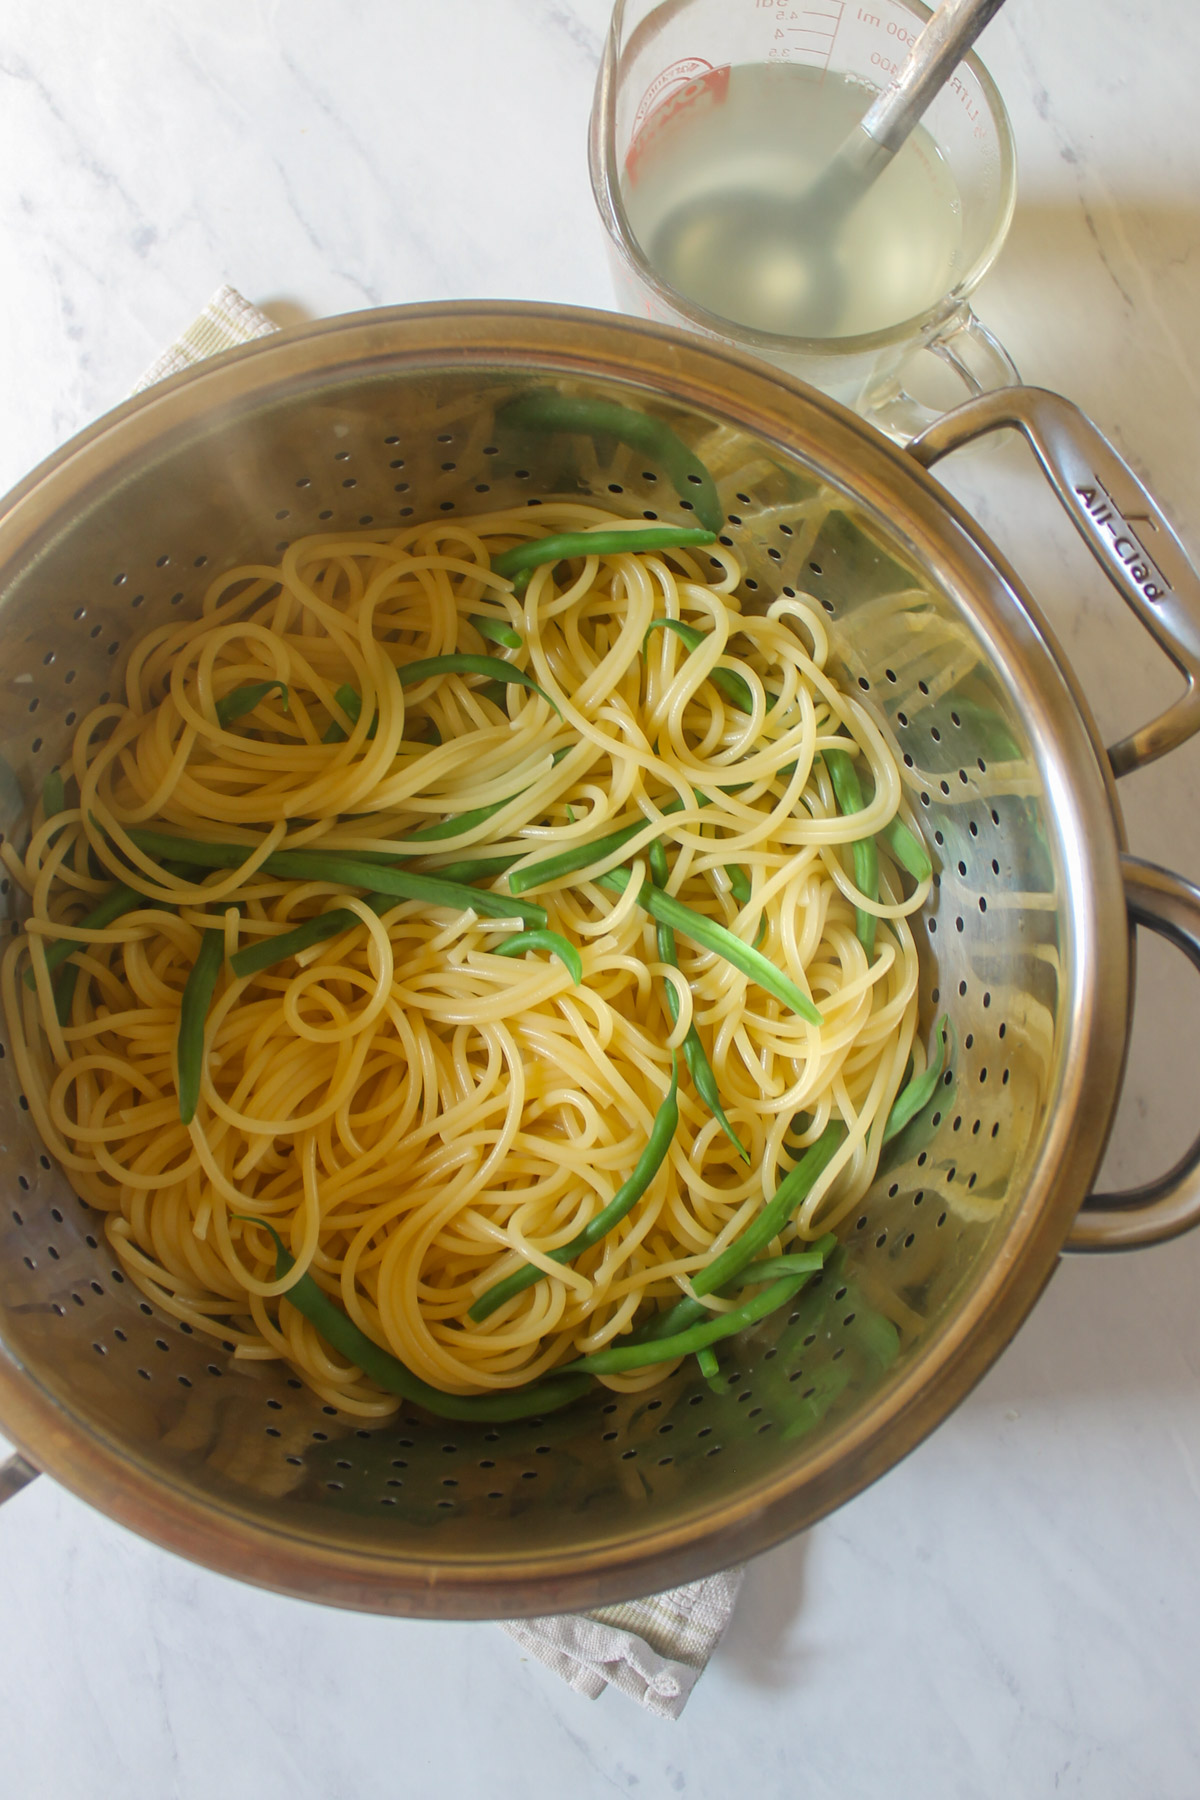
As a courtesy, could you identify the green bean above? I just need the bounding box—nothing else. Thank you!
[729,1251,829,1286]
[496,391,724,534]
[52,960,79,1026]
[215,682,288,727]
[942,696,1022,763]
[726,863,752,906]
[695,1345,722,1387]
[240,1217,591,1422]
[259,856,545,927]
[823,749,862,807]
[647,838,670,890]
[882,1015,950,1143]
[719,863,767,947]
[327,657,556,734]
[176,928,224,1125]
[123,830,549,928]
[426,853,523,884]
[397,652,557,714]
[233,910,358,977]
[324,680,475,748]
[824,747,879,956]
[508,816,655,895]
[26,881,159,985]
[321,683,372,745]
[508,793,704,896]
[42,769,66,823]
[880,815,932,881]
[469,612,523,651]
[492,529,717,600]
[595,866,823,1025]
[845,1284,902,1368]
[780,1361,853,1444]
[633,1135,843,1345]
[493,929,583,985]
[25,852,200,992]
[643,617,760,714]
[230,893,395,979]
[469,1053,679,1323]
[817,745,931,887]
[403,792,522,846]
[558,1268,811,1376]
[126,826,362,869]
[693,1160,838,1301]
[649,837,748,1163]
[337,748,564,854]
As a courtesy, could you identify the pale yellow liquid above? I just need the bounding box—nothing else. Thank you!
[622,63,963,340]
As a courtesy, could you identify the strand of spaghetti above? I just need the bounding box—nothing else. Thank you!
[116,718,202,826]
[27,932,69,1068]
[280,908,395,1043]
[2,941,113,1172]
[186,1121,320,1298]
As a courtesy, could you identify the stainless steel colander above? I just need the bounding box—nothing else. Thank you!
[1,302,1199,1618]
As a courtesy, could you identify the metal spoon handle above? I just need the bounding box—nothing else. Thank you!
[860,0,1009,155]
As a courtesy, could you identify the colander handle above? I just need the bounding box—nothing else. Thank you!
[908,387,1200,777]
[1067,857,1200,1251]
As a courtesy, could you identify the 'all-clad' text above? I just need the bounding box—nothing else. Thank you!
[1075,485,1169,603]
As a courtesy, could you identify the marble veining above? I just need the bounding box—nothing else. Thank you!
[1,0,1199,1794]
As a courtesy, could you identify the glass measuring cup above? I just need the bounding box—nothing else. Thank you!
[589,0,1019,438]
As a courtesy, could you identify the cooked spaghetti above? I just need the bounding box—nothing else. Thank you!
[2,504,931,1415]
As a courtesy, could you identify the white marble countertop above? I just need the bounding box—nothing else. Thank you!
[2,1,1200,1794]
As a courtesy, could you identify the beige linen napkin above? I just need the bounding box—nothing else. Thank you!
[499,1569,744,1719]
[132,283,280,390]
[138,285,744,1717]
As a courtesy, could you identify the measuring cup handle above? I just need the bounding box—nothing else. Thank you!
[862,303,1020,442]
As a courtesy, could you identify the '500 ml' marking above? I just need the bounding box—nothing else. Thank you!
[1076,482,1170,604]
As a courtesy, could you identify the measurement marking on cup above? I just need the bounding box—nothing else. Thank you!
[782,1,845,71]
